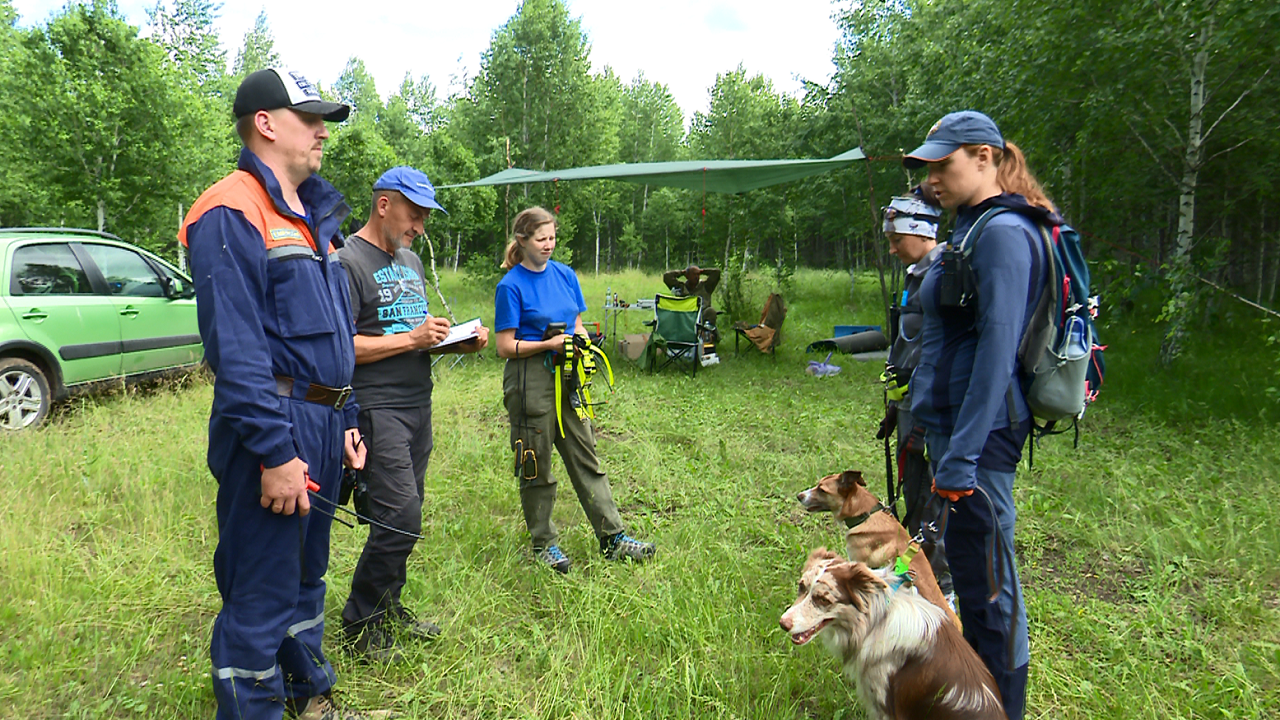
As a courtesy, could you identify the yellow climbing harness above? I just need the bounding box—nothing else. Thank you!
[881,366,910,402]
[552,333,615,437]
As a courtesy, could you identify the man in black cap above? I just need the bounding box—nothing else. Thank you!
[180,67,386,720]
[336,166,489,661]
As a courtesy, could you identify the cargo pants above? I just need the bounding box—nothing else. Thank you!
[341,402,432,634]
[502,354,625,549]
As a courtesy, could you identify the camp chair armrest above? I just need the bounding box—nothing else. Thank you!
[643,319,656,327]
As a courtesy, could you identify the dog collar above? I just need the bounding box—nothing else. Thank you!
[842,501,889,529]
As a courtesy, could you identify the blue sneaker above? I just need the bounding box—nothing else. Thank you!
[601,533,655,562]
[535,544,571,573]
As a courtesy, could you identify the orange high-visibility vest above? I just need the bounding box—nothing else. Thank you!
[179,170,316,254]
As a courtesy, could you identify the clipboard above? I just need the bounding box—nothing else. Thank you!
[431,318,483,349]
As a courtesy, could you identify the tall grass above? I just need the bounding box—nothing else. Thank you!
[0,269,1276,719]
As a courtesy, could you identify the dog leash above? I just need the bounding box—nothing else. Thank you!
[973,485,1021,673]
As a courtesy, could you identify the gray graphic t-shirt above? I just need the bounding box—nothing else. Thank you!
[338,235,433,409]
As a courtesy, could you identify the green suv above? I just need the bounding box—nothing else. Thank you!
[0,228,203,430]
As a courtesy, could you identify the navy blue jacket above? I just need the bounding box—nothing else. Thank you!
[184,148,356,470]
[912,194,1059,491]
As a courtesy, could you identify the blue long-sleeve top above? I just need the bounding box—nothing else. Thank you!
[185,148,357,470]
[911,194,1057,491]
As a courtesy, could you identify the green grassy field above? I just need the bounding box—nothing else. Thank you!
[1,269,1277,719]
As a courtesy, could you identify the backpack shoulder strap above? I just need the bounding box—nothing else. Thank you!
[954,206,1011,257]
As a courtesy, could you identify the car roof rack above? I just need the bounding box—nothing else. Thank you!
[0,227,125,242]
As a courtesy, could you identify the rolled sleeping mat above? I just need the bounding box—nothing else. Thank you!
[805,330,889,355]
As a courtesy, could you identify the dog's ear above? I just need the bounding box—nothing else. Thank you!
[803,547,841,572]
[828,561,888,607]
[838,470,866,490]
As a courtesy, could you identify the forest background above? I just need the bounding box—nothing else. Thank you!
[0,0,1278,372]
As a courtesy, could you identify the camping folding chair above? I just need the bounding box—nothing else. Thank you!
[734,292,787,357]
[643,293,712,375]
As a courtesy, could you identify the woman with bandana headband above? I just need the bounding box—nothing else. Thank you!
[877,184,955,610]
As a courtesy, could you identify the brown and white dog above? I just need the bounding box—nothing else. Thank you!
[780,549,1006,720]
[796,470,962,631]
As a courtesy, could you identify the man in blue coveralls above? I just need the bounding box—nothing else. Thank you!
[180,68,383,720]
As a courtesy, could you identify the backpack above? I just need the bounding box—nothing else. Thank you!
[952,207,1106,434]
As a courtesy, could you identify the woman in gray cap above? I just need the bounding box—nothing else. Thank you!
[903,110,1065,720]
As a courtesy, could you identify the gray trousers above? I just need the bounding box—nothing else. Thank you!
[503,355,625,549]
[341,402,431,632]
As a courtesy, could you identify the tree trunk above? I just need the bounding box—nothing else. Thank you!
[1271,252,1279,307]
[1258,208,1266,305]
[723,201,734,271]
[177,202,187,273]
[97,200,106,233]
[593,208,600,277]
[1160,19,1210,366]
[422,233,456,322]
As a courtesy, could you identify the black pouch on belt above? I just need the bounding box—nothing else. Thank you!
[340,468,371,525]
[339,467,356,505]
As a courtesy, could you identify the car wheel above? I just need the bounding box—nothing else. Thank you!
[0,358,51,430]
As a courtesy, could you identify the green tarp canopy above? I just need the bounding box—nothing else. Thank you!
[439,147,865,194]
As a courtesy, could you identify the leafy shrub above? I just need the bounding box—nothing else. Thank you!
[461,251,504,291]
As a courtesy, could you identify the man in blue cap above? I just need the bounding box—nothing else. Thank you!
[337,166,490,661]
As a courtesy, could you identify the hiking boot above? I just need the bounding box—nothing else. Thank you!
[388,605,441,641]
[534,544,571,574]
[290,691,393,720]
[601,532,655,562]
[345,622,404,664]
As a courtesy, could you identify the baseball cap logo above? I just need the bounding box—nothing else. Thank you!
[927,119,943,137]
[288,71,320,100]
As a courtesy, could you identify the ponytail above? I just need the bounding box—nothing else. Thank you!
[501,206,557,270]
[962,141,1054,211]
[500,239,523,270]
[993,142,1055,212]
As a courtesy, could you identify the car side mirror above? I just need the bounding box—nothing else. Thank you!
[164,276,195,299]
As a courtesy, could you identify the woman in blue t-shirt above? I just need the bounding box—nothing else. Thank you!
[903,111,1062,720]
[493,206,655,573]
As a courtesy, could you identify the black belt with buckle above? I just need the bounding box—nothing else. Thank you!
[275,375,353,410]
